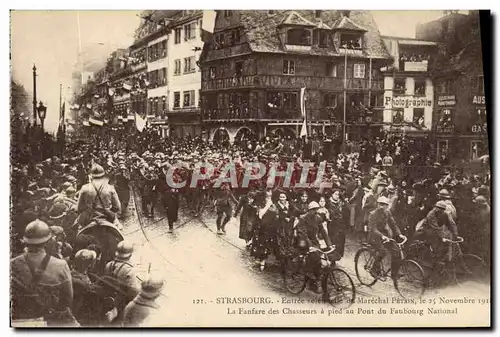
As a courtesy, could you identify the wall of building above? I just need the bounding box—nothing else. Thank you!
[167,16,203,111]
[382,75,434,130]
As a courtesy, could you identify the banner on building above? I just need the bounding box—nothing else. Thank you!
[135,112,146,132]
[384,96,432,109]
[437,95,456,106]
[89,117,104,126]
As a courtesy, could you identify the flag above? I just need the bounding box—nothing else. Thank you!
[135,112,146,132]
[201,10,216,42]
[300,87,306,118]
[89,117,104,126]
[299,86,307,137]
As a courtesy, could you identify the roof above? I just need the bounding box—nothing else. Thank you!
[331,16,368,32]
[279,11,315,27]
[382,36,438,46]
[233,10,390,59]
[315,20,331,30]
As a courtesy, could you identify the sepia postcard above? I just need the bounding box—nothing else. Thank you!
[10,9,491,328]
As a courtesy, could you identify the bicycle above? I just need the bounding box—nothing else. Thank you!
[283,246,356,309]
[354,235,425,299]
[407,237,488,288]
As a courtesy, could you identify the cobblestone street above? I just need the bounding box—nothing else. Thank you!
[116,191,490,326]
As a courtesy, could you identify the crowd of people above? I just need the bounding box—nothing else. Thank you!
[10,124,491,326]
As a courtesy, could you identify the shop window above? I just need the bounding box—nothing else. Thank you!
[340,33,362,49]
[283,60,295,75]
[174,59,181,75]
[174,28,182,44]
[286,28,312,46]
[471,108,487,132]
[392,109,404,124]
[325,62,337,77]
[470,141,485,160]
[353,64,365,78]
[394,78,406,93]
[174,92,180,108]
[414,80,426,96]
[267,92,282,108]
[284,93,298,109]
[437,109,453,132]
[413,108,425,128]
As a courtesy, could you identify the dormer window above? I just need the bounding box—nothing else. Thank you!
[268,10,275,15]
[287,28,312,46]
[340,32,362,49]
[315,10,322,18]
[224,10,232,17]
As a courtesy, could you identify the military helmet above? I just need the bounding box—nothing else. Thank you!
[23,219,52,245]
[434,200,448,210]
[308,201,320,210]
[115,240,134,259]
[90,164,105,178]
[140,274,165,299]
[377,196,390,205]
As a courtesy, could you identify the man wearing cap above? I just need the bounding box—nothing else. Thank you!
[11,220,78,326]
[122,275,164,327]
[368,196,405,279]
[76,164,121,227]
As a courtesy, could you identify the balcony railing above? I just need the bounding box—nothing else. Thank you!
[202,106,384,124]
[201,75,384,91]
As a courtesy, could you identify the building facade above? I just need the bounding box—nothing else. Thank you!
[167,10,204,138]
[417,11,488,163]
[381,36,438,135]
[199,10,391,144]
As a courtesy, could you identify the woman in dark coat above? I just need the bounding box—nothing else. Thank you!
[273,191,295,263]
[293,190,309,218]
[234,191,258,246]
[326,190,349,259]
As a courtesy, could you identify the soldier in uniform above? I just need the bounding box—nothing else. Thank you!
[114,164,131,220]
[11,220,78,326]
[103,241,140,297]
[76,164,122,228]
[141,166,158,218]
[122,274,164,327]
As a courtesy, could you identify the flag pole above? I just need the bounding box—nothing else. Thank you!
[342,45,348,151]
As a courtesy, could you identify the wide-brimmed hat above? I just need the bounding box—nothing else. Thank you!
[377,196,389,205]
[474,195,488,206]
[49,203,69,220]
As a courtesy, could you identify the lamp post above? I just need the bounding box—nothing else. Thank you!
[32,64,38,127]
[36,101,47,161]
[37,101,47,131]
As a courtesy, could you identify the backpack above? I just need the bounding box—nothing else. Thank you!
[11,254,60,319]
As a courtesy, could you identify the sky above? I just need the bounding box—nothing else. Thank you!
[11,10,453,134]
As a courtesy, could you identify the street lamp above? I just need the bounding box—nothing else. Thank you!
[37,101,47,131]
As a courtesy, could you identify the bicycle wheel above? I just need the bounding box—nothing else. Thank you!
[324,268,356,308]
[452,254,489,286]
[393,259,426,299]
[283,256,307,294]
[354,248,378,286]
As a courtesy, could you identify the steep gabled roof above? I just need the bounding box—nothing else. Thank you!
[331,15,368,31]
[315,20,331,30]
[279,11,316,27]
[238,10,390,59]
